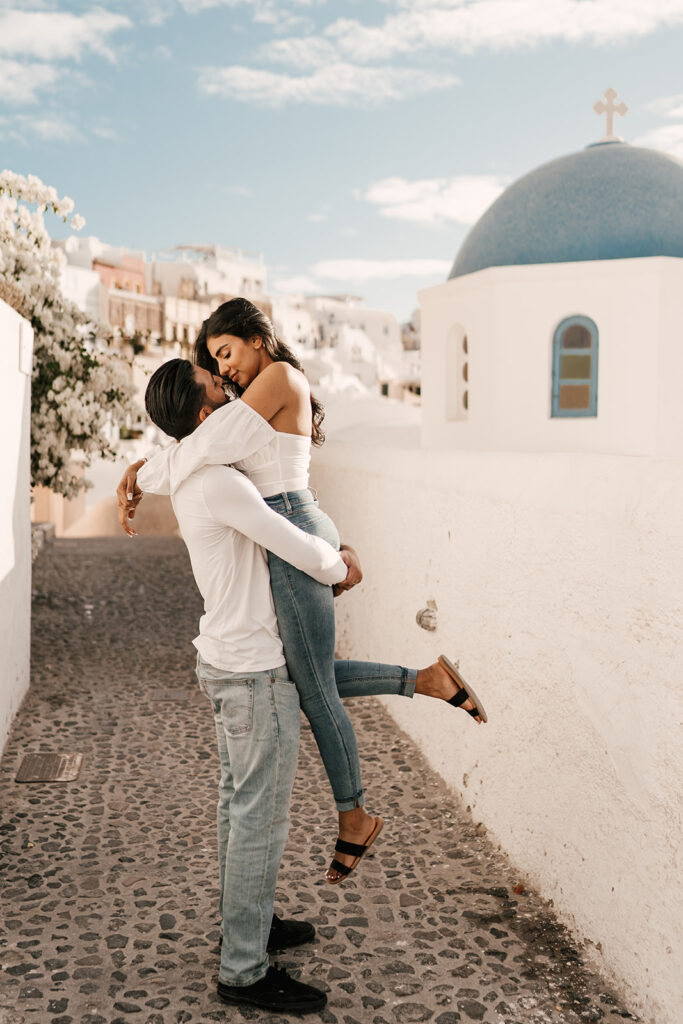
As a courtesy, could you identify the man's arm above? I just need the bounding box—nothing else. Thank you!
[143,399,276,495]
[117,399,278,534]
[201,467,347,587]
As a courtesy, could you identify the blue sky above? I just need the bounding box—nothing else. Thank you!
[2,0,683,321]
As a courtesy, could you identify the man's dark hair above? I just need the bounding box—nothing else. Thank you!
[145,358,205,440]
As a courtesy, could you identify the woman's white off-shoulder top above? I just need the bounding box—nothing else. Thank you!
[137,398,311,499]
[234,432,310,497]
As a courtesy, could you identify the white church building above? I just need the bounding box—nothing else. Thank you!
[421,127,683,458]
[312,101,683,1024]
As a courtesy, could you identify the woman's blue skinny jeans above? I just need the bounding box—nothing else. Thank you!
[264,488,417,811]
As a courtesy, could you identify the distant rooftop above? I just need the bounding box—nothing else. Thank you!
[152,244,265,266]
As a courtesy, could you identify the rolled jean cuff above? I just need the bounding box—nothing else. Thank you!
[219,964,269,987]
[401,668,417,698]
[335,789,366,812]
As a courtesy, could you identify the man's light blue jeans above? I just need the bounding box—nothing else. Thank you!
[264,489,417,812]
[196,654,300,987]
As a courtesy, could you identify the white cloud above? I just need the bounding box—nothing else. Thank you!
[636,92,683,158]
[259,36,338,69]
[93,119,121,141]
[0,9,131,63]
[22,114,83,141]
[324,1,683,62]
[197,61,458,106]
[179,0,263,9]
[647,93,683,119]
[180,0,324,9]
[307,203,331,222]
[310,258,452,281]
[141,2,176,26]
[179,0,319,28]
[0,58,60,104]
[633,124,683,160]
[363,174,507,226]
[238,1,683,109]
[273,257,451,291]
[0,112,83,143]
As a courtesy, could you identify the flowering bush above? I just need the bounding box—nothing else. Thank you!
[0,170,136,498]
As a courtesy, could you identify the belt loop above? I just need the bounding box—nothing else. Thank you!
[282,491,292,513]
[309,487,318,502]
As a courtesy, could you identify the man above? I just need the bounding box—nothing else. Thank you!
[140,358,354,1013]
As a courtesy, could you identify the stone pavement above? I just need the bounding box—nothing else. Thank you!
[1,538,639,1024]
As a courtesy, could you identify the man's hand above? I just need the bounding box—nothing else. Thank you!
[116,460,146,537]
[333,544,363,598]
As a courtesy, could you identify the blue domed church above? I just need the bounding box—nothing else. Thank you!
[420,95,683,456]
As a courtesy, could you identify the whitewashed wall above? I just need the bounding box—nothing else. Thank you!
[0,300,34,755]
[312,440,683,1024]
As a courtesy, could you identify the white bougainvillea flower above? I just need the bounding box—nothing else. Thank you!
[0,168,137,499]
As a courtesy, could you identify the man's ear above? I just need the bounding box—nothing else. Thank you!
[198,405,212,424]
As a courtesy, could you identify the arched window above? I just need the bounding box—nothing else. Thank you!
[551,316,598,418]
[446,324,468,421]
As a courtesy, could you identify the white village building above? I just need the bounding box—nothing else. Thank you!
[271,292,415,399]
[312,96,683,1024]
[150,243,267,305]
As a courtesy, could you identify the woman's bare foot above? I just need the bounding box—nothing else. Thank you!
[326,807,381,883]
[415,660,484,723]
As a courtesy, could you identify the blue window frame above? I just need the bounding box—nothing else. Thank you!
[551,315,598,418]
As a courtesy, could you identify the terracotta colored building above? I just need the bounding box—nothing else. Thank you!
[93,254,146,295]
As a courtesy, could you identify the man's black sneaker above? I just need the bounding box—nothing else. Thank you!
[267,913,315,951]
[219,914,316,953]
[217,965,327,1013]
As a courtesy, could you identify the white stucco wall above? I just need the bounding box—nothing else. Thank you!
[421,256,683,457]
[0,300,33,755]
[311,440,683,1024]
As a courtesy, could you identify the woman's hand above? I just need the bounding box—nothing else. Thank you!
[116,460,145,537]
[334,544,363,597]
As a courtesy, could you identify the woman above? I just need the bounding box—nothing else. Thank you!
[118,298,487,883]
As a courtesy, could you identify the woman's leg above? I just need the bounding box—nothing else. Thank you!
[265,498,362,810]
[265,491,483,879]
[265,491,383,879]
[333,660,417,699]
[334,659,483,715]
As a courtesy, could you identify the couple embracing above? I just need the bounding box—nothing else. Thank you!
[117,297,487,1014]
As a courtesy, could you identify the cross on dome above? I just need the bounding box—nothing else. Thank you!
[593,88,628,142]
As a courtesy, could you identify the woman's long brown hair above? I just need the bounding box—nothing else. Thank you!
[194,298,325,446]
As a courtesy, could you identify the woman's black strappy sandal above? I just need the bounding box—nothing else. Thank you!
[326,816,383,884]
[438,655,488,723]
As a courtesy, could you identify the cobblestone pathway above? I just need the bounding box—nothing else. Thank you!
[1,538,639,1024]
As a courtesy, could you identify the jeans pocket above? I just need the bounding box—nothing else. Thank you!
[215,680,255,736]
